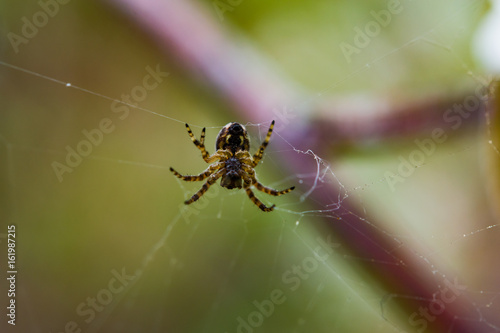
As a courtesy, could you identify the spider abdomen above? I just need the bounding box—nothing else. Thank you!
[221,157,243,189]
[215,122,250,153]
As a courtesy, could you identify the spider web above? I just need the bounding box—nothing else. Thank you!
[1,0,500,333]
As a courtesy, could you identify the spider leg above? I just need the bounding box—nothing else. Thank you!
[206,150,232,164]
[235,151,254,166]
[170,163,223,182]
[254,182,295,196]
[241,164,295,196]
[245,188,275,212]
[199,126,206,146]
[239,169,254,188]
[185,123,211,162]
[252,120,275,167]
[184,169,224,205]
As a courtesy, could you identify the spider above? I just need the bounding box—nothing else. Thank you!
[170,120,295,212]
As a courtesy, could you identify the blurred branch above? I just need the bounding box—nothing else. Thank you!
[315,93,484,145]
[110,0,484,142]
[109,0,307,123]
[108,0,493,331]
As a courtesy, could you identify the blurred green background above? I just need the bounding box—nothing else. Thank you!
[1,0,499,332]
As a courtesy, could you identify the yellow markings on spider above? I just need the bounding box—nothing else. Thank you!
[170,120,295,212]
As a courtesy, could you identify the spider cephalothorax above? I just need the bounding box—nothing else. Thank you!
[170,120,295,212]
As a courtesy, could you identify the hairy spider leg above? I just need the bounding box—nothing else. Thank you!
[184,169,224,205]
[253,182,295,196]
[199,126,206,146]
[240,164,295,196]
[245,188,275,212]
[235,151,254,166]
[252,120,275,167]
[239,169,254,188]
[199,150,233,165]
[185,123,211,162]
[170,162,224,182]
